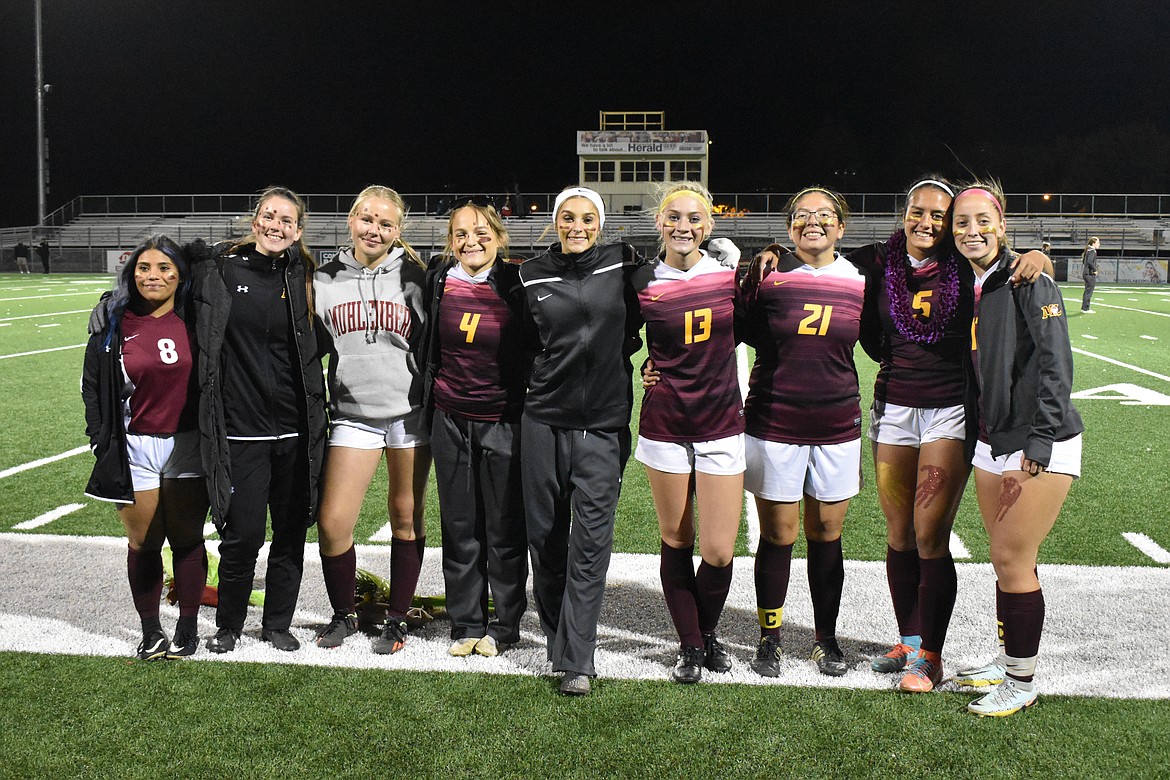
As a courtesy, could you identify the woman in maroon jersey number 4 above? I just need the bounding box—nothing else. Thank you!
[83,235,209,661]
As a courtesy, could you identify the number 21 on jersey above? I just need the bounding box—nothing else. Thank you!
[797,303,833,336]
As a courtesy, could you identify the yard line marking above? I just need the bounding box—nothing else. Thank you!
[0,292,108,302]
[1063,297,1170,317]
[1122,532,1170,564]
[203,522,216,537]
[1072,347,1170,383]
[1082,334,1098,339]
[0,344,85,360]
[369,522,396,542]
[0,446,89,479]
[0,309,90,322]
[1141,335,1158,340]
[12,503,86,530]
[950,531,971,560]
[36,323,61,329]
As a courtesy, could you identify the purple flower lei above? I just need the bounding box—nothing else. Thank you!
[884,228,960,344]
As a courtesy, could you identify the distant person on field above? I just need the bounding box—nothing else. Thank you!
[14,241,30,273]
[1080,237,1099,312]
[36,239,50,274]
[82,234,209,661]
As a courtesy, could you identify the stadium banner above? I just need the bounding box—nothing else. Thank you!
[577,130,707,156]
[106,249,134,275]
[1068,258,1167,283]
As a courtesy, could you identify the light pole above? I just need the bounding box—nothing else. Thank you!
[34,0,49,226]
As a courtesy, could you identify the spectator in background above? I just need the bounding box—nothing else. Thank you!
[1081,237,1099,313]
[36,239,51,274]
[1039,242,1055,279]
[14,241,30,273]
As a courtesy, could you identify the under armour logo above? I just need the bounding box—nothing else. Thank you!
[237,285,249,293]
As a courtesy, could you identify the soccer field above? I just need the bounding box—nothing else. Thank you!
[1,275,1169,778]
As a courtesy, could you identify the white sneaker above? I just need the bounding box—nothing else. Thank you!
[967,679,1038,717]
[1082,309,1095,314]
[448,637,481,657]
[953,661,1006,688]
[474,635,510,657]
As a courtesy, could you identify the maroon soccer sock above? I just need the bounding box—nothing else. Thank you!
[999,587,1045,682]
[754,538,793,638]
[388,536,425,617]
[170,543,208,619]
[660,541,702,646]
[885,545,921,637]
[321,544,358,615]
[695,559,733,636]
[918,553,957,654]
[807,537,845,642]
[126,546,163,632]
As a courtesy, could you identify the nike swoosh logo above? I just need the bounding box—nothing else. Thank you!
[773,280,789,286]
[650,294,665,301]
[124,334,139,340]
[537,293,553,301]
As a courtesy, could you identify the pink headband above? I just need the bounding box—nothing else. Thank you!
[955,188,1004,217]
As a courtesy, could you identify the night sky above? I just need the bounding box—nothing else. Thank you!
[3,1,1169,226]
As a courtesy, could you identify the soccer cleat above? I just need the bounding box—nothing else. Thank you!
[136,629,169,661]
[750,635,783,677]
[671,645,705,684]
[953,661,1006,688]
[474,635,510,657]
[448,637,481,657]
[811,638,848,677]
[316,613,358,649]
[898,652,943,693]
[967,679,1038,717]
[206,627,239,654]
[372,618,408,655]
[261,628,300,651]
[702,633,733,673]
[166,629,198,659]
[559,672,591,696]
[871,642,916,673]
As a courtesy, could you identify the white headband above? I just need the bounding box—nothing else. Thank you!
[553,187,605,228]
[907,179,955,197]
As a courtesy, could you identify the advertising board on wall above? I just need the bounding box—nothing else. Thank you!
[577,130,707,156]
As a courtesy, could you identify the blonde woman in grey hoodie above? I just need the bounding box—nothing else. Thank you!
[312,185,430,653]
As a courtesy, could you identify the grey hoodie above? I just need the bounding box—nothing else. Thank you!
[314,246,427,422]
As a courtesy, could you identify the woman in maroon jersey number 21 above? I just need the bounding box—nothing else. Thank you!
[635,182,745,684]
[83,235,209,661]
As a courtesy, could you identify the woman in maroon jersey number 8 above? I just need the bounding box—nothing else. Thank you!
[635,182,745,684]
[83,234,209,662]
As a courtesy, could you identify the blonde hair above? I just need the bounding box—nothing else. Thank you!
[652,181,715,256]
[348,185,424,269]
[953,179,1012,251]
[443,202,510,262]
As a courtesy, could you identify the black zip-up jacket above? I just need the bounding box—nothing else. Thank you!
[419,256,531,427]
[968,251,1084,466]
[81,305,135,503]
[194,244,327,528]
[519,242,649,430]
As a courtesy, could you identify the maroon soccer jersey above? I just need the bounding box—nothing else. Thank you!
[433,276,526,421]
[743,255,866,445]
[636,254,743,442]
[873,258,967,408]
[120,310,197,435]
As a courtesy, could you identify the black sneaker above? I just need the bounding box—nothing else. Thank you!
[136,629,169,661]
[261,628,300,652]
[206,627,239,654]
[671,645,705,684]
[702,633,732,673]
[166,629,198,659]
[749,634,782,677]
[372,618,408,655]
[316,613,358,649]
[811,637,848,677]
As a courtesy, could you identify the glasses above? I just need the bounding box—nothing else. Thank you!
[791,209,838,225]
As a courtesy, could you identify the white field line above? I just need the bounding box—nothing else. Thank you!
[1062,296,1170,317]
[0,344,85,360]
[12,503,86,530]
[737,344,760,551]
[0,309,89,322]
[1123,532,1170,564]
[0,446,89,479]
[1071,348,1170,383]
[0,292,109,302]
[369,522,396,542]
[950,531,971,559]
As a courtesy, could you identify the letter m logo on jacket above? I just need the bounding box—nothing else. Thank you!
[1041,303,1063,319]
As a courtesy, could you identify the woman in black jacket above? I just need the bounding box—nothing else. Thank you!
[949,181,1083,717]
[83,234,208,660]
[194,186,327,654]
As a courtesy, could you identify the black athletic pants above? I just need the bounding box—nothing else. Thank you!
[432,409,527,643]
[216,437,310,633]
[1081,275,1096,311]
[522,417,629,677]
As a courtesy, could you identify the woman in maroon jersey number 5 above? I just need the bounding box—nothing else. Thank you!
[83,235,209,662]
